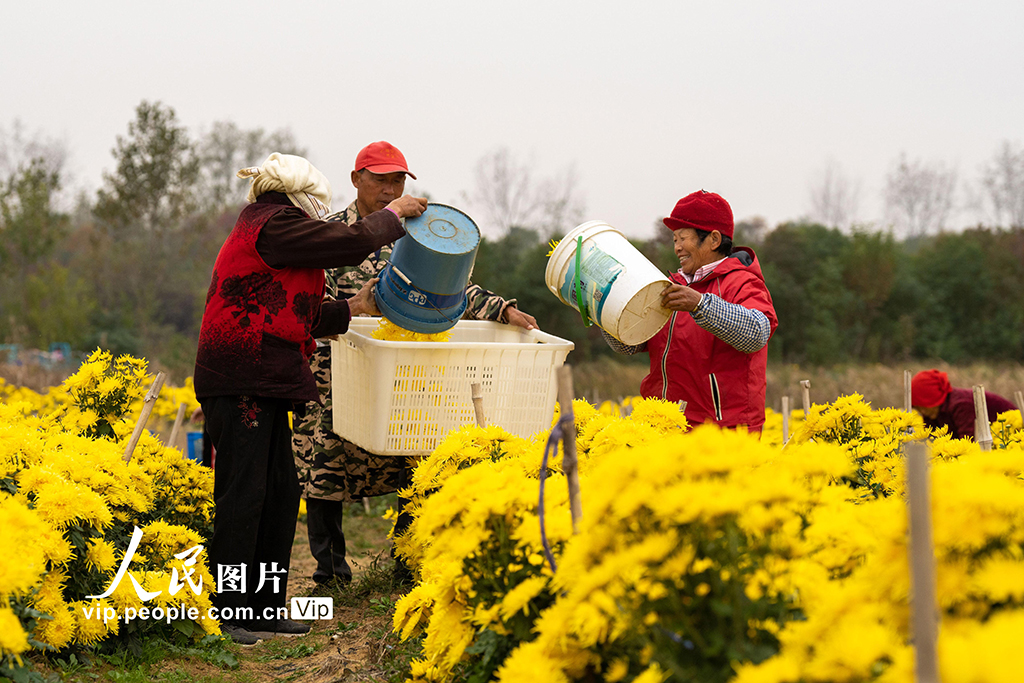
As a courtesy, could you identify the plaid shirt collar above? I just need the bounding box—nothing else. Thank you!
[678,257,728,285]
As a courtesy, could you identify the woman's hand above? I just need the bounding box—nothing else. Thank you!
[661,283,702,312]
[349,277,381,317]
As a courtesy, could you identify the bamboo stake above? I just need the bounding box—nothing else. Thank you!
[781,396,790,444]
[167,403,187,450]
[906,441,940,683]
[1014,391,1024,415]
[973,385,993,452]
[471,382,487,427]
[123,372,166,463]
[557,366,583,534]
[800,380,811,415]
[904,370,913,413]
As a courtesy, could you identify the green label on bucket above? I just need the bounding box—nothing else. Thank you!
[560,241,624,324]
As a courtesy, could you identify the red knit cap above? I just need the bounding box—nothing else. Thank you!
[911,369,952,408]
[663,190,734,238]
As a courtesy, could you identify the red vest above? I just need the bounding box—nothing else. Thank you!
[640,248,777,430]
[195,202,325,401]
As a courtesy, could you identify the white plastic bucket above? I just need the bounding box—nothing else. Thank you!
[545,221,672,345]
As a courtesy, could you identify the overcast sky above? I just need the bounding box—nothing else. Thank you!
[3,0,1022,238]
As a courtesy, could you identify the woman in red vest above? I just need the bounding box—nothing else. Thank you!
[606,190,778,434]
[194,153,426,643]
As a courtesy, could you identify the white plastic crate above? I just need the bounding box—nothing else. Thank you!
[330,318,574,456]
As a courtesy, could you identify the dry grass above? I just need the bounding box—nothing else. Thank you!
[0,361,72,392]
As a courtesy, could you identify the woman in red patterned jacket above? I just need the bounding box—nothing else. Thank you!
[606,190,778,434]
[194,153,426,643]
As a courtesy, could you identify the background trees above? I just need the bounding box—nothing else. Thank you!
[2,103,1023,379]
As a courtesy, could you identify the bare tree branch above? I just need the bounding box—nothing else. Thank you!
[883,153,957,236]
[808,156,861,230]
[979,140,1024,228]
[462,147,586,237]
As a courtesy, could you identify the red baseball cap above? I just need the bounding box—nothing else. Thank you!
[663,190,734,238]
[911,369,952,408]
[354,141,417,179]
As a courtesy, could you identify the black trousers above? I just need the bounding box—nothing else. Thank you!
[202,395,300,628]
[305,498,352,582]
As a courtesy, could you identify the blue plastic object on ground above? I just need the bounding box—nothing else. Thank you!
[186,432,203,462]
[375,203,481,333]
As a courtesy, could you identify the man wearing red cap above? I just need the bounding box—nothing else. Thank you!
[605,190,777,433]
[293,141,538,585]
[911,369,1015,439]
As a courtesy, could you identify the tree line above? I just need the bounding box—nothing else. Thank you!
[472,221,1024,367]
[1,101,1023,379]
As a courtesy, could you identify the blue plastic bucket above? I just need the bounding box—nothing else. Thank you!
[186,432,203,462]
[375,203,481,333]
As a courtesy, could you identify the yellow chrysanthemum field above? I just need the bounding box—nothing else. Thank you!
[4,350,1024,683]
[0,350,215,677]
[391,394,1024,683]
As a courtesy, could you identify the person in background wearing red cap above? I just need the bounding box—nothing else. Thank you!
[911,369,1015,439]
[604,190,778,434]
[292,141,538,586]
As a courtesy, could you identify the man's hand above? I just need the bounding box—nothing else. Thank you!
[386,195,428,219]
[505,306,538,331]
[349,277,380,317]
[661,283,702,312]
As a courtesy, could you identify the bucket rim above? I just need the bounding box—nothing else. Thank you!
[375,295,467,334]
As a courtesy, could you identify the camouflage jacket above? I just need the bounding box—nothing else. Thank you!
[292,201,516,500]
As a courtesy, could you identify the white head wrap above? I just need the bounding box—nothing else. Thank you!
[236,153,332,219]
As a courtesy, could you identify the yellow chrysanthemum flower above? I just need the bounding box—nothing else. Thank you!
[0,605,30,656]
[33,602,76,650]
[0,496,49,596]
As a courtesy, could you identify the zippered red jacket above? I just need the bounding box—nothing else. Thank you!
[640,247,777,430]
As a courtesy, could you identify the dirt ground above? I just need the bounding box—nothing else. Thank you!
[218,503,410,683]
[27,499,415,683]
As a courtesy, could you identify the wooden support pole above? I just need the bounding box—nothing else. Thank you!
[1014,390,1024,415]
[557,366,583,534]
[904,370,913,413]
[167,402,187,451]
[123,372,166,464]
[781,396,790,444]
[906,441,940,683]
[972,385,993,452]
[471,382,487,428]
[800,380,811,415]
